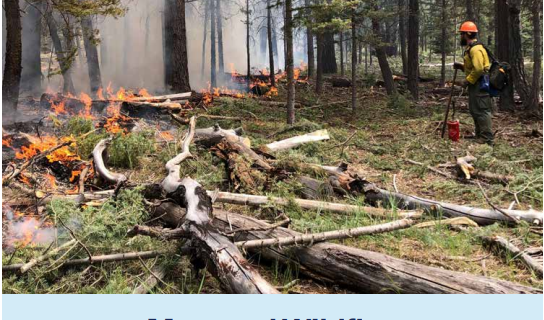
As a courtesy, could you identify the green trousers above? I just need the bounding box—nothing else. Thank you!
[468,83,493,143]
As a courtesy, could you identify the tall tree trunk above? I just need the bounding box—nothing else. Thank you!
[398,0,408,75]
[210,0,217,87]
[496,0,514,111]
[507,0,530,103]
[407,0,419,100]
[201,0,210,77]
[246,0,250,92]
[466,0,476,21]
[364,45,368,73]
[439,0,447,87]
[216,0,224,75]
[81,16,102,96]
[372,9,397,95]
[45,10,75,94]
[2,0,22,115]
[171,0,191,92]
[322,32,337,74]
[267,0,276,86]
[164,0,174,89]
[339,32,345,76]
[316,33,324,93]
[272,22,279,63]
[285,0,295,125]
[305,0,314,78]
[528,0,542,115]
[351,13,357,113]
[21,0,42,95]
[358,38,362,64]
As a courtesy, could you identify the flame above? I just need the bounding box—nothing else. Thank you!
[70,169,82,182]
[266,86,278,97]
[78,92,94,119]
[294,68,301,80]
[18,174,32,186]
[50,100,67,115]
[15,135,79,164]
[97,87,105,100]
[159,131,174,141]
[117,87,126,100]
[3,208,56,248]
[138,88,151,98]
[45,173,57,189]
[2,136,13,147]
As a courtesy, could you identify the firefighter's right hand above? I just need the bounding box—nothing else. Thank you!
[453,62,464,71]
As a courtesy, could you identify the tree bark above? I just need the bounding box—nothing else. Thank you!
[322,32,337,74]
[398,0,408,75]
[439,0,447,87]
[163,0,174,89]
[267,0,276,86]
[351,14,357,113]
[81,16,102,96]
[2,0,22,116]
[466,0,476,22]
[171,0,191,92]
[507,0,531,104]
[245,0,250,92]
[316,32,324,93]
[45,9,75,94]
[496,0,515,111]
[20,0,42,95]
[371,10,397,95]
[211,210,541,294]
[210,0,217,87]
[305,0,314,78]
[200,0,210,77]
[216,0,225,75]
[528,0,542,116]
[339,33,345,76]
[407,0,420,99]
[285,0,295,125]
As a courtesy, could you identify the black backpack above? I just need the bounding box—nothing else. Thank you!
[467,42,510,91]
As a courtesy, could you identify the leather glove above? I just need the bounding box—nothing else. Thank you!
[453,62,464,71]
[462,80,470,88]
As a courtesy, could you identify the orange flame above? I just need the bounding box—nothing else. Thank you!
[45,173,57,189]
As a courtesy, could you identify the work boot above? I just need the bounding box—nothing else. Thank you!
[464,133,479,139]
[474,137,494,146]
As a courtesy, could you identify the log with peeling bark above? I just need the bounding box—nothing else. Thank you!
[265,129,330,152]
[133,265,167,294]
[482,236,543,278]
[211,210,541,294]
[206,190,421,219]
[92,138,128,184]
[235,218,415,249]
[19,239,77,274]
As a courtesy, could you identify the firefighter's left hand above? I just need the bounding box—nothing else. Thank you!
[462,80,470,88]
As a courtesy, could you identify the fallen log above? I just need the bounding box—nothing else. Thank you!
[3,250,168,272]
[363,183,543,226]
[207,190,421,219]
[235,218,415,249]
[211,210,541,294]
[329,77,351,87]
[482,236,543,279]
[258,100,303,108]
[265,129,330,152]
[129,92,192,102]
[194,124,246,147]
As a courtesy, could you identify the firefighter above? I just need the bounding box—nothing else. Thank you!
[453,21,493,145]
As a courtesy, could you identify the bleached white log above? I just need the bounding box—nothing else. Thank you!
[92,139,127,184]
[265,129,330,152]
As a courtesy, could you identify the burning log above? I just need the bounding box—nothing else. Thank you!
[211,210,541,294]
[206,190,421,219]
[264,129,330,152]
[482,236,543,279]
[91,138,128,184]
[129,92,191,102]
[40,93,109,115]
[120,101,184,119]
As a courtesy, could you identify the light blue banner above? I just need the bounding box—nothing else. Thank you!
[2,294,543,320]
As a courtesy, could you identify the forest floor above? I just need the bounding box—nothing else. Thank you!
[2,64,543,293]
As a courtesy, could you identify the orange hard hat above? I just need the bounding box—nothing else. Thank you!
[459,21,478,33]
